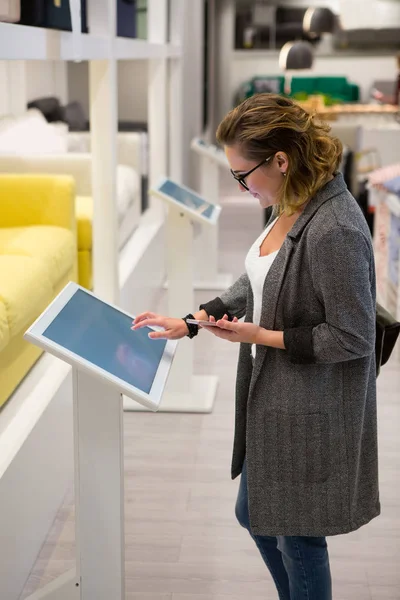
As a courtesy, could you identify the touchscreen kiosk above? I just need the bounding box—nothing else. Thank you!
[124,176,219,414]
[190,137,229,169]
[24,282,177,411]
[150,177,221,226]
[23,283,180,600]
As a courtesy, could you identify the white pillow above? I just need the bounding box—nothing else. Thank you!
[116,164,140,222]
[0,109,68,155]
[0,113,17,133]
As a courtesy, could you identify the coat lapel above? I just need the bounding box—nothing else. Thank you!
[248,236,295,397]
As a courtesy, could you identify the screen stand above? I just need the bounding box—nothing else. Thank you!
[124,207,218,413]
[25,369,125,600]
[192,151,233,291]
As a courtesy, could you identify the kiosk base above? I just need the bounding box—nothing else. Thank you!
[25,569,79,600]
[24,365,125,600]
[123,374,218,413]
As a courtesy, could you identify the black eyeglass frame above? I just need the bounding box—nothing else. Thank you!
[230,155,274,191]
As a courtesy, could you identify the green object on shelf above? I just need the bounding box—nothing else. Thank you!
[292,91,309,101]
[348,83,360,102]
[290,76,360,103]
[234,75,359,108]
[136,0,147,40]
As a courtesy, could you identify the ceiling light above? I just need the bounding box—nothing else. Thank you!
[303,7,336,35]
[279,41,315,71]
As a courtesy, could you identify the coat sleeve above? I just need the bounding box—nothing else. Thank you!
[199,272,249,321]
[283,227,376,364]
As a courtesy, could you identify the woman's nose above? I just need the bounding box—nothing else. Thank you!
[238,182,247,193]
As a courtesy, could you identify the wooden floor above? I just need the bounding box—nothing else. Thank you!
[21,191,400,600]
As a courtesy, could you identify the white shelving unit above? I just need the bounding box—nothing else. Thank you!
[0,2,205,598]
[0,1,185,303]
[0,22,180,61]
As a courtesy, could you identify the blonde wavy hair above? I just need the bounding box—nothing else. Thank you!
[216,93,343,215]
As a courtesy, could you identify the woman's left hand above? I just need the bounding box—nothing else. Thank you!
[201,314,262,344]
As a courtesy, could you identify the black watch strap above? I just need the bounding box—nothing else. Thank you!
[199,298,232,322]
[182,313,199,339]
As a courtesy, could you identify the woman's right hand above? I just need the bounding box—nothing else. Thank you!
[131,312,189,340]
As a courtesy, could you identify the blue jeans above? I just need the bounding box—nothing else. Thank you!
[235,460,332,600]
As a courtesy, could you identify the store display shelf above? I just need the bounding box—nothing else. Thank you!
[0,22,181,61]
[0,22,108,60]
[115,37,181,60]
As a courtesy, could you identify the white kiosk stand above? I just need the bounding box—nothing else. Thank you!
[23,282,178,600]
[124,177,219,414]
[191,137,233,290]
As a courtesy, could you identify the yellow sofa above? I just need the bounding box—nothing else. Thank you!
[0,174,78,408]
[76,196,93,290]
[0,129,144,290]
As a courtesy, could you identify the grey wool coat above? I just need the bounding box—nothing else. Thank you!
[200,173,380,537]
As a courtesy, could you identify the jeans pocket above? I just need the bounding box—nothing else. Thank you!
[264,412,331,484]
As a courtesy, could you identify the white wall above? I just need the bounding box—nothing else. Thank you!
[277,0,340,10]
[118,61,148,121]
[0,60,67,118]
[68,61,149,123]
[26,61,68,104]
[275,0,400,24]
[230,53,397,104]
[0,61,26,116]
[339,0,400,29]
[0,62,9,115]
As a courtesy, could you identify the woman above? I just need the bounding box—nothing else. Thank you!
[132,93,379,600]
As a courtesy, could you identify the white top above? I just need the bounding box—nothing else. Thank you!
[245,218,279,359]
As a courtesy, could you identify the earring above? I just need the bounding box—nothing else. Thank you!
[283,173,287,177]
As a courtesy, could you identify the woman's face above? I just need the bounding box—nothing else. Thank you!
[225,144,288,209]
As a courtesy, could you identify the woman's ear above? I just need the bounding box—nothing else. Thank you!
[276,152,289,175]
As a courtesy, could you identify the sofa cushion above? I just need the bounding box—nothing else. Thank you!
[75,196,93,251]
[0,226,75,288]
[0,301,10,353]
[0,255,53,338]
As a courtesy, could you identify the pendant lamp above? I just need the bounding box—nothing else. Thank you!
[303,7,336,36]
[279,40,315,71]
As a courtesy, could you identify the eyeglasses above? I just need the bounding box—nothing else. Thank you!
[230,155,273,191]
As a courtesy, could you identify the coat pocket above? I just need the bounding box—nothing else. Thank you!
[264,412,331,485]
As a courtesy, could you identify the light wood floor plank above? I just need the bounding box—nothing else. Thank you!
[370,586,400,600]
